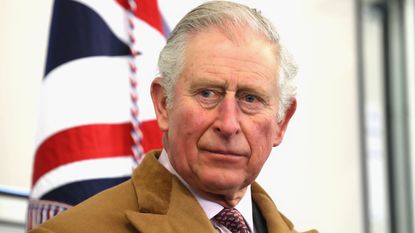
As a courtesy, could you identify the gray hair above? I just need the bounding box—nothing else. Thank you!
[158,1,297,121]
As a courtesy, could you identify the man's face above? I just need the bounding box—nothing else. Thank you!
[152,27,295,202]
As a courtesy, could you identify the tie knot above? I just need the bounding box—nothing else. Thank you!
[213,208,250,233]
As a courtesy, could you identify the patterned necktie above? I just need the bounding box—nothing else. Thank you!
[213,208,251,233]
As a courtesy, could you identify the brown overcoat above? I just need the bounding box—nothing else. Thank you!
[30,151,317,233]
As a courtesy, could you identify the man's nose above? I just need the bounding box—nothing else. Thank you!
[213,97,241,137]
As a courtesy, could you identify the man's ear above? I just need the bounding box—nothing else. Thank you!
[150,77,169,131]
[273,98,297,146]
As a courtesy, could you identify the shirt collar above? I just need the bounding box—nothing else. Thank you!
[158,149,254,232]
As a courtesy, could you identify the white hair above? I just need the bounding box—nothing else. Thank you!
[158,1,297,121]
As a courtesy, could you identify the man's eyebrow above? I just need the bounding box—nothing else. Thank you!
[188,77,273,94]
[237,83,270,95]
[188,78,228,89]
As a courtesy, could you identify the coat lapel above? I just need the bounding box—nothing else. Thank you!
[252,183,319,233]
[125,151,216,233]
[252,183,294,233]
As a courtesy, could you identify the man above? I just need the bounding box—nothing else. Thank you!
[30,1,317,232]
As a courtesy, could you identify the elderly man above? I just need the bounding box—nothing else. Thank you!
[30,1,317,233]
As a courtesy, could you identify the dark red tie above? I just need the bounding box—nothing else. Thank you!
[213,208,251,233]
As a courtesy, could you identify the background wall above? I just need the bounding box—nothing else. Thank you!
[0,1,51,189]
[0,0,363,232]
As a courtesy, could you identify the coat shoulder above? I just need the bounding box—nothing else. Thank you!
[29,179,138,233]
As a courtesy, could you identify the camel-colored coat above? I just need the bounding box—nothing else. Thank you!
[30,151,318,233]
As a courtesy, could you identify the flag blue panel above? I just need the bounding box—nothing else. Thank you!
[45,0,130,77]
[40,177,130,206]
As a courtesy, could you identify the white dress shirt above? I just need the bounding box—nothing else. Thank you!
[158,150,254,232]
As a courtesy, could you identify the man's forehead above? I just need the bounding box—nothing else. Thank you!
[185,26,280,71]
[190,24,276,47]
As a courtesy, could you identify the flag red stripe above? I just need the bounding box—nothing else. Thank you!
[116,0,164,36]
[32,120,162,186]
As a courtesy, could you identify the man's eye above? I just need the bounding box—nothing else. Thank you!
[195,89,221,108]
[239,93,266,113]
[200,89,215,98]
[240,93,262,104]
[244,95,258,103]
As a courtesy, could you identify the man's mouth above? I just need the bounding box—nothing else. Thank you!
[200,148,248,158]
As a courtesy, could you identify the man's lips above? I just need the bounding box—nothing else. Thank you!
[199,148,249,157]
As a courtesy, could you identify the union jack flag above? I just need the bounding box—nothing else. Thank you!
[27,0,169,229]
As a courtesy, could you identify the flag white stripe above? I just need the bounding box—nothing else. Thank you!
[36,56,158,148]
[31,156,135,198]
